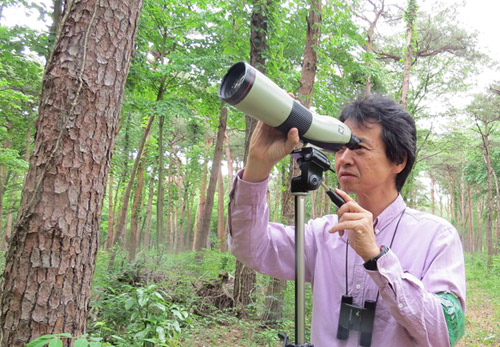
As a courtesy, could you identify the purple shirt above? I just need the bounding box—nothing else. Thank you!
[228,171,466,347]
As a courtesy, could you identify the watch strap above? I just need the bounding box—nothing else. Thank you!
[363,245,389,271]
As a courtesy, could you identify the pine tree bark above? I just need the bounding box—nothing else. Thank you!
[0,1,142,345]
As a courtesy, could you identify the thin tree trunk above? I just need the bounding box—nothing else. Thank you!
[217,167,226,252]
[1,174,18,250]
[400,0,417,109]
[157,116,165,247]
[143,174,155,250]
[361,0,384,95]
[173,155,186,253]
[476,202,483,253]
[128,155,146,261]
[193,136,210,250]
[167,149,174,252]
[489,156,500,253]
[110,116,153,253]
[0,1,142,344]
[466,183,474,252]
[104,174,114,250]
[194,107,227,251]
[234,0,271,316]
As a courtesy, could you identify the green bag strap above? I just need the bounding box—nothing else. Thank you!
[436,292,465,346]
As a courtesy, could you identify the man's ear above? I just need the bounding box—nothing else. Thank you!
[393,154,407,174]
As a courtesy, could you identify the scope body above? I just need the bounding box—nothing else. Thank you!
[218,62,359,152]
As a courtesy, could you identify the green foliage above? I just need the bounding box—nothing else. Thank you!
[27,333,112,347]
[91,279,191,345]
[462,253,500,345]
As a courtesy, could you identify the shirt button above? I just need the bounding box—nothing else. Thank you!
[398,303,404,309]
[380,268,386,273]
[356,284,361,290]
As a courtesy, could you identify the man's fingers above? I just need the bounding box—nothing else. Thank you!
[335,189,354,202]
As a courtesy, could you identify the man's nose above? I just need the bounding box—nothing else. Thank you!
[336,148,354,165]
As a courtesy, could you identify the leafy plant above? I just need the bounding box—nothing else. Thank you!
[27,333,112,347]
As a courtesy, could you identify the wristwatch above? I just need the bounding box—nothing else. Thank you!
[363,245,389,271]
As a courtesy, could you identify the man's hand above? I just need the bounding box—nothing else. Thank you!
[243,121,300,182]
[328,189,380,261]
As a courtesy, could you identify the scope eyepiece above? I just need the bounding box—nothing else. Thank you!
[346,134,361,150]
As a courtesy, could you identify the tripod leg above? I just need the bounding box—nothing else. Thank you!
[294,193,307,345]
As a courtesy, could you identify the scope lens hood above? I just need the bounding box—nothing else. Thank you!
[218,62,256,105]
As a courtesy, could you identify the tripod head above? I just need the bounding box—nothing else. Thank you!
[290,147,333,193]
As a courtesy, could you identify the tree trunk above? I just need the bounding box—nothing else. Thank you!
[194,106,227,251]
[298,0,321,108]
[1,174,18,250]
[0,1,142,345]
[143,174,155,250]
[400,0,417,109]
[480,123,495,262]
[491,166,500,253]
[157,116,165,247]
[47,0,64,56]
[217,167,227,252]
[264,0,323,326]
[128,155,146,261]
[476,202,483,253]
[110,116,153,257]
[192,136,210,250]
[104,174,114,250]
[167,149,174,252]
[234,0,271,317]
[361,0,384,95]
[466,183,473,252]
[173,155,186,253]
[224,133,234,188]
[223,132,234,234]
[105,116,132,250]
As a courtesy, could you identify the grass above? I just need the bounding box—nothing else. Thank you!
[457,253,500,346]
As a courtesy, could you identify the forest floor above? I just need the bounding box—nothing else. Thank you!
[183,257,500,347]
[456,272,500,346]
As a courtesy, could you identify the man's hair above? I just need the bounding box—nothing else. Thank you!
[339,95,417,192]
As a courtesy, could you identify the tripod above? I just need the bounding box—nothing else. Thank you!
[278,147,334,347]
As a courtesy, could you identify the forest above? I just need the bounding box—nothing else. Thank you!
[0,0,499,346]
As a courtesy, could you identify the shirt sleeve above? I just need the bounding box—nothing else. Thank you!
[366,225,466,347]
[227,170,298,281]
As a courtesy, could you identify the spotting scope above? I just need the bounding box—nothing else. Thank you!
[218,62,360,152]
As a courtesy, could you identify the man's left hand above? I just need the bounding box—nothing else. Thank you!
[328,189,380,262]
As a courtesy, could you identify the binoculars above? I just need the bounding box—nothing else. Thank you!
[337,295,376,347]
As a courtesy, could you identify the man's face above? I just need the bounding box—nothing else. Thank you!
[334,120,405,197]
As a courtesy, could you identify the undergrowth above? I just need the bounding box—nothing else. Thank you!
[26,250,500,346]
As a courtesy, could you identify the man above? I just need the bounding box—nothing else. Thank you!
[228,95,465,346]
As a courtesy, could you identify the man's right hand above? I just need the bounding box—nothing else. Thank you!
[242,121,300,182]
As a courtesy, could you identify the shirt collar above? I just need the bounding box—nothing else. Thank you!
[373,194,407,235]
